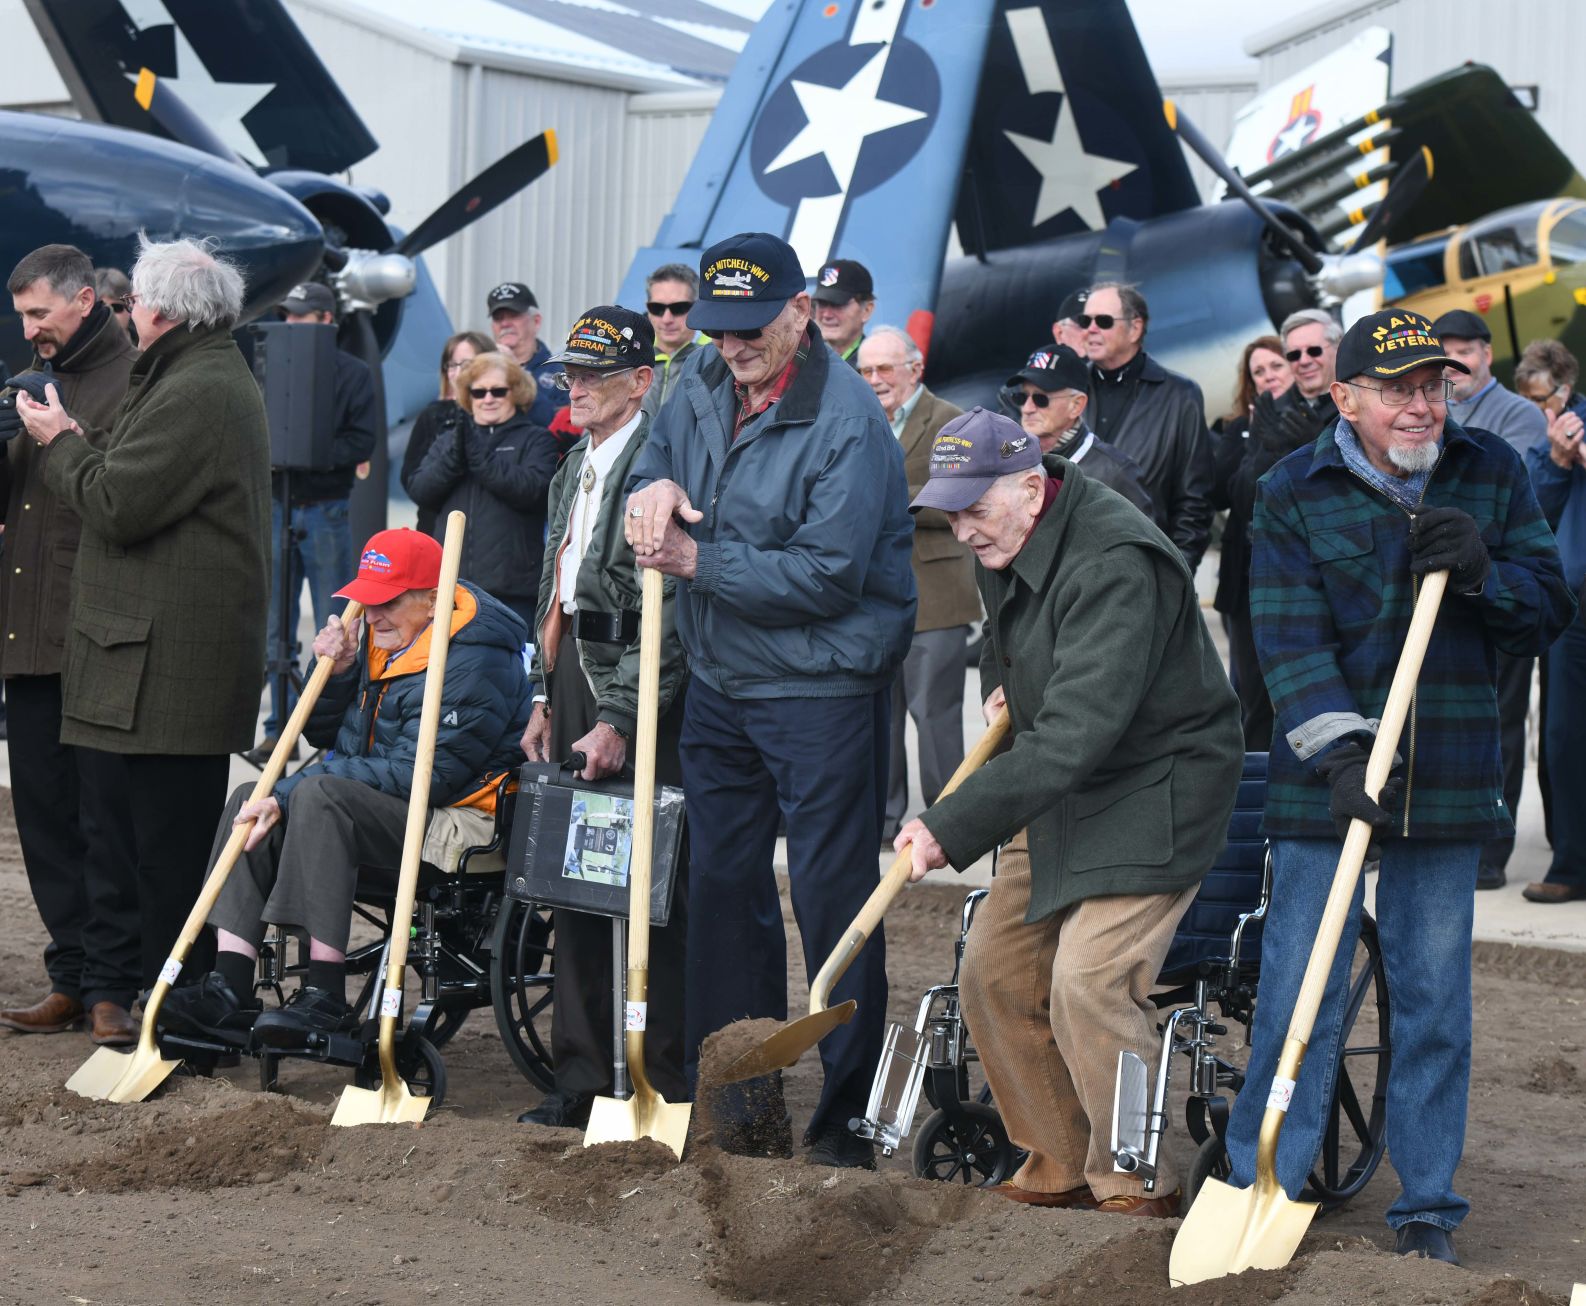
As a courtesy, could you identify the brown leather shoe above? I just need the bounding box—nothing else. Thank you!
[988,1182,1098,1210]
[1096,1188,1181,1218]
[89,1001,139,1047]
[1522,881,1586,904]
[0,992,85,1033]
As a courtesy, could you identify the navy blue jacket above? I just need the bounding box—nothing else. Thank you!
[628,328,916,699]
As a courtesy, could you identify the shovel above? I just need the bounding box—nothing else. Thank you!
[584,566,692,1158]
[1171,570,1448,1287]
[332,511,466,1127]
[715,705,1012,1086]
[67,601,366,1103]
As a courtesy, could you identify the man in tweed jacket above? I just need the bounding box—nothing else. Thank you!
[18,237,270,996]
[1225,309,1574,1266]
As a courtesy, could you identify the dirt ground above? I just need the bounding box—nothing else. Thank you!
[1,789,1582,1306]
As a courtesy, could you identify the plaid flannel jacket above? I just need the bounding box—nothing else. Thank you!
[1251,417,1575,840]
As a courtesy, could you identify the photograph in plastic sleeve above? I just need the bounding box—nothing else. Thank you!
[562,792,634,887]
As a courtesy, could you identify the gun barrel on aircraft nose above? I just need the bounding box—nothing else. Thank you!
[1242,100,1407,189]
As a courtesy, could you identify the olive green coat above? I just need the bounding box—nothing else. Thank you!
[42,324,272,754]
[922,455,1243,922]
[898,387,981,633]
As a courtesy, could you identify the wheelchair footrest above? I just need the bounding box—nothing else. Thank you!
[1111,1049,1156,1182]
[852,1021,929,1156]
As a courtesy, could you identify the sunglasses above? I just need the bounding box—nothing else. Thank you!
[647,300,694,318]
[469,385,510,399]
[108,300,129,315]
[1075,313,1133,330]
[1285,345,1327,362]
[701,327,762,341]
[1000,386,1066,409]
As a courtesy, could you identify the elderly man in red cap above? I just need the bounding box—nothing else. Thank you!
[159,529,533,1047]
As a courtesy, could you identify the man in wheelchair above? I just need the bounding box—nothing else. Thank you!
[161,528,533,1045]
[894,409,1244,1216]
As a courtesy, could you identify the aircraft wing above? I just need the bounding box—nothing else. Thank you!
[21,0,378,173]
[618,0,1000,349]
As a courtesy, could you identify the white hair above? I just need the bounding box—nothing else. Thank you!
[863,324,922,365]
[1280,308,1342,346]
[131,234,246,330]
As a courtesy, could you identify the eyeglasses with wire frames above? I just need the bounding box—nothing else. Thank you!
[1347,377,1455,407]
[858,360,920,380]
[550,366,637,392]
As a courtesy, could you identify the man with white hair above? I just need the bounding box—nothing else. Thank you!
[17,236,272,996]
[894,407,1243,1217]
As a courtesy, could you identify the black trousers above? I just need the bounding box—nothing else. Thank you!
[1225,605,1275,752]
[546,628,689,1103]
[7,674,140,1007]
[1482,653,1534,872]
[76,749,231,989]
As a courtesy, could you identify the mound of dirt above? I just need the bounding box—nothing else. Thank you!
[511,1137,681,1224]
[1030,1226,1299,1305]
[68,1097,327,1193]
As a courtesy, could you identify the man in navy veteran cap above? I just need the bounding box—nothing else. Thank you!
[624,232,916,1169]
[897,406,1244,1217]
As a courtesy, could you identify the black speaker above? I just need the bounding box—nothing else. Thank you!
[239,320,336,470]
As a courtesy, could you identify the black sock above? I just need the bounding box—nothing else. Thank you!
[215,951,256,1000]
[306,959,345,999]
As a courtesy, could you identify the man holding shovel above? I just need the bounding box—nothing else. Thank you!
[1228,310,1574,1265]
[894,407,1244,1216]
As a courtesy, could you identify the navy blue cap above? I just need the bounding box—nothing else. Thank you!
[1430,308,1491,343]
[910,407,1042,514]
[688,232,807,332]
[1009,343,1088,392]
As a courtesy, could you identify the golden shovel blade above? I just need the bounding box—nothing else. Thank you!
[1168,1175,1317,1287]
[330,1077,431,1127]
[66,1039,179,1103]
[714,1001,856,1085]
[584,1089,691,1159]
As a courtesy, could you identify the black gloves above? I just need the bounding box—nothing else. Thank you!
[0,393,21,443]
[0,370,53,443]
[1409,506,1490,592]
[1251,392,1330,459]
[1315,741,1401,858]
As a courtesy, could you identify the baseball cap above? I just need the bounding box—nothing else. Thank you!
[1055,288,1088,322]
[1335,309,1471,381]
[547,306,656,370]
[909,407,1042,514]
[1430,308,1491,343]
[811,258,874,306]
[280,282,336,316]
[688,232,807,332]
[487,282,538,315]
[1008,343,1089,392]
[334,529,443,606]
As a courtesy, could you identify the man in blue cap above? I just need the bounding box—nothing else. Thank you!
[625,232,916,1168]
[895,406,1243,1217]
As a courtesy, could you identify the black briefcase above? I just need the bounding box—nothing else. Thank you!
[503,760,684,926]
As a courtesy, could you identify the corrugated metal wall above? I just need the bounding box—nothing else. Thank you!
[1157,72,1261,201]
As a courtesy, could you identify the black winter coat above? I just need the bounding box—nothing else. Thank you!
[272,581,531,815]
[400,398,463,537]
[405,409,559,609]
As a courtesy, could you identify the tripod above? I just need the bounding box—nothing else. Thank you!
[251,467,312,772]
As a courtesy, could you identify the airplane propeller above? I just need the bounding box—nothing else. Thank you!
[396,130,558,259]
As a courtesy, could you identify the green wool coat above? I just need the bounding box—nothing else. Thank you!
[42,324,272,755]
[922,455,1244,923]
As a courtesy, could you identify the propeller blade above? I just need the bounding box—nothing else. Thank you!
[396,130,559,259]
[1347,147,1434,253]
[1164,100,1323,275]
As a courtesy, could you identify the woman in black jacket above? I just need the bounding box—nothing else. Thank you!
[401,330,492,536]
[406,351,559,629]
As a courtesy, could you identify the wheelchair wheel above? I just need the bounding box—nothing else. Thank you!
[912,1103,1015,1186]
[1303,914,1390,1211]
[420,1004,468,1050]
[490,897,555,1091]
[355,1036,447,1108]
[1185,1134,1232,1207]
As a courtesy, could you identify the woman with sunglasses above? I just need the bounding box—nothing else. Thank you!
[400,331,492,537]
[405,349,559,628]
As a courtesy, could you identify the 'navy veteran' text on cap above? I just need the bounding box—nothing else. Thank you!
[910,407,1043,514]
[547,306,656,371]
[1335,308,1470,382]
[688,232,807,333]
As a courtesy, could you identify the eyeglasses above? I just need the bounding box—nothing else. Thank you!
[1285,345,1328,362]
[1522,383,1568,408]
[1348,378,1454,407]
[646,300,694,318]
[1075,313,1134,331]
[858,362,916,379]
[550,367,636,392]
[700,327,762,341]
[445,358,473,373]
[469,385,510,399]
[123,292,139,309]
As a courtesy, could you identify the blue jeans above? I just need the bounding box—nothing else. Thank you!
[264,498,354,737]
[1543,608,1586,886]
[1227,837,1477,1232]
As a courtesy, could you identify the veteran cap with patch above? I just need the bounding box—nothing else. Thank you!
[810,259,874,306]
[487,282,538,315]
[1336,308,1470,382]
[547,306,655,371]
[689,232,807,332]
[910,407,1042,514]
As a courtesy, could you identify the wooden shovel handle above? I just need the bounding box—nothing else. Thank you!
[809,705,1011,1011]
[626,566,665,972]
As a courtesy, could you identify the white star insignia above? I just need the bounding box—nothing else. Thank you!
[1005,95,1137,230]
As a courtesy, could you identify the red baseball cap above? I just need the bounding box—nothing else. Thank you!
[334,529,443,605]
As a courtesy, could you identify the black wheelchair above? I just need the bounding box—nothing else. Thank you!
[854,753,1391,1212]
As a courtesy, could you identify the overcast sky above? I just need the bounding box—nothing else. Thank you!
[1126,0,1272,74]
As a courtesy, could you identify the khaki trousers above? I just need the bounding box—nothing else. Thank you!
[959,830,1197,1199]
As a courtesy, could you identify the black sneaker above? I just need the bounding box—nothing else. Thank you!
[1394,1221,1459,1265]
[1475,863,1506,890]
[516,1092,593,1128]
[241,737,299,768]
[805,1120,876,1170]
[251,986,354,1048]
[158,973,261,1042]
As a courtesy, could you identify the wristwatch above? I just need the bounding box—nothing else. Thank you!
[599,720,631,742]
